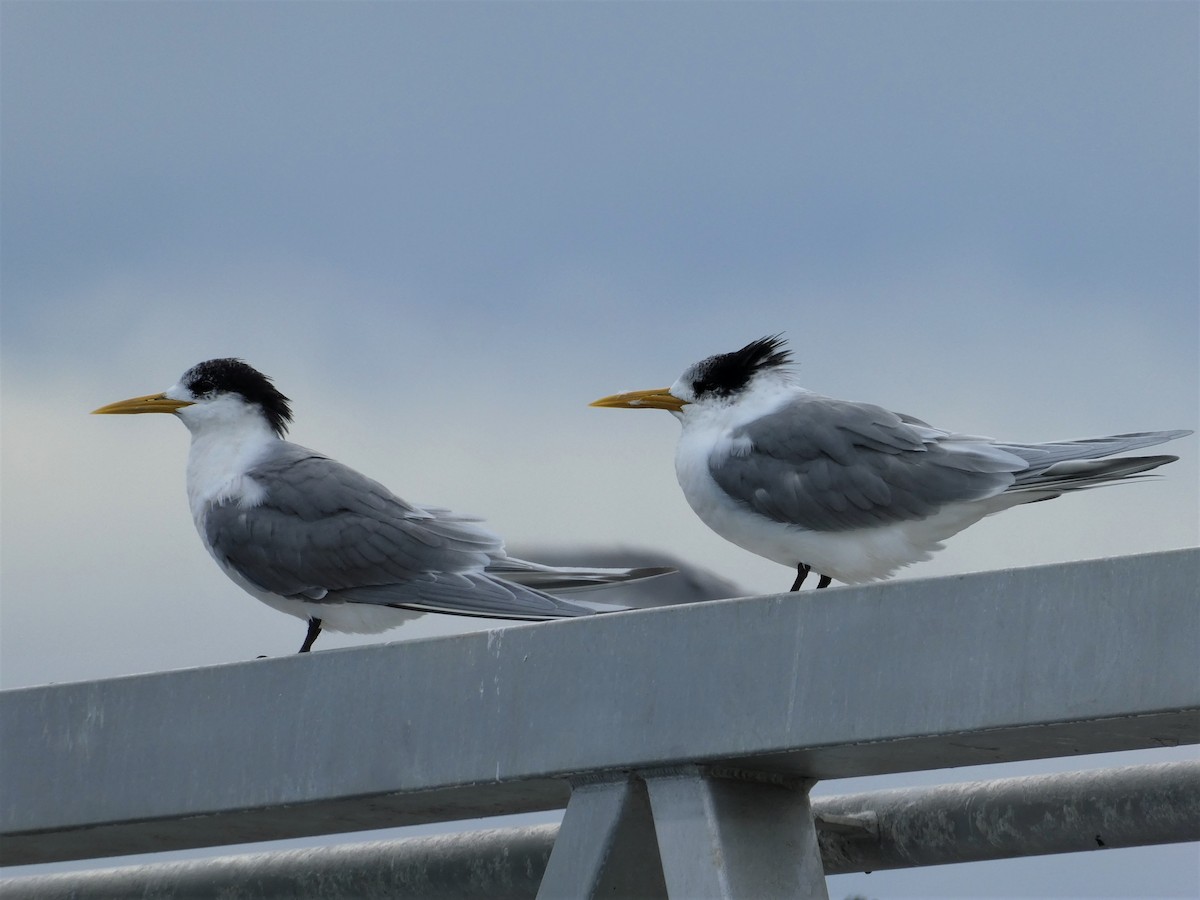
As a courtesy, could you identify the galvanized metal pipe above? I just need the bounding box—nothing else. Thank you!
[1,827,558,900]
[6,761,1197,898]
[815,758,1200,873]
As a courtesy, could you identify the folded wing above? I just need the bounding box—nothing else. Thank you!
[708,395,1187,533]
[203,444,601,619]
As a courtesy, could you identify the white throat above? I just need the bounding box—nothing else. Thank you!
[182,404,276,521]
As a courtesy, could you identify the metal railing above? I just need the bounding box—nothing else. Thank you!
[3,549,1197,897]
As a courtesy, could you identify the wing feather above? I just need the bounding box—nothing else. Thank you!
[708,394,1024,531]
[204,444,507,600]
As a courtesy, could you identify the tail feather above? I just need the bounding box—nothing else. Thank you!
[488,558,675,593]
[1010,454,1181,493]
[336,574,603,620]
[1000,430,1191,471]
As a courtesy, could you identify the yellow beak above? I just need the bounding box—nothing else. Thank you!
[590,388,687,412]
[92,392,194,415]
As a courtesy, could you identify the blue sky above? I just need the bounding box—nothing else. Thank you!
[2,2,1197,895]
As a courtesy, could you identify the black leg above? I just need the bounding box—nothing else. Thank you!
[816,574,832,589]
[299,617,322,653]
[790,563,811,592]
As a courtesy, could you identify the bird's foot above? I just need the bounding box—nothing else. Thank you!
[791,564,832,591]
[299,617,322,653]
[790,563,811,591]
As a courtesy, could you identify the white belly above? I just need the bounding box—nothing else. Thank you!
[257,592,425,634]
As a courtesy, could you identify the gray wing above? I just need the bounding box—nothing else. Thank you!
[708,394,1028,532]
[204,443,595,619]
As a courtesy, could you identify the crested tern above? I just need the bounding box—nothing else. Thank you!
[95,359,671,652]
[592,336,1191,590]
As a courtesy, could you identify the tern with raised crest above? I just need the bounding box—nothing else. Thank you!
[592,336,1190,591]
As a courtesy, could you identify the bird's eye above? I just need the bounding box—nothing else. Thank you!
[191,379,215,396]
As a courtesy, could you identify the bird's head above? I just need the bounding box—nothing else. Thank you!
[92,358,293,438]
[591,335,793,416]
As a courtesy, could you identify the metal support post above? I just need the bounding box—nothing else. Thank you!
[643,766,830,900]
[536,775,667,899]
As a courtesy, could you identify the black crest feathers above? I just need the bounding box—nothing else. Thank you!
[182,359,294,437]
[690,335,792,398]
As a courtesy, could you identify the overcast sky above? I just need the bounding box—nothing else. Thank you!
[2,2,1197,895]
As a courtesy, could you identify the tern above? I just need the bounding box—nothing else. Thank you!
[592,336,1190,591]
[95,359,671,652]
